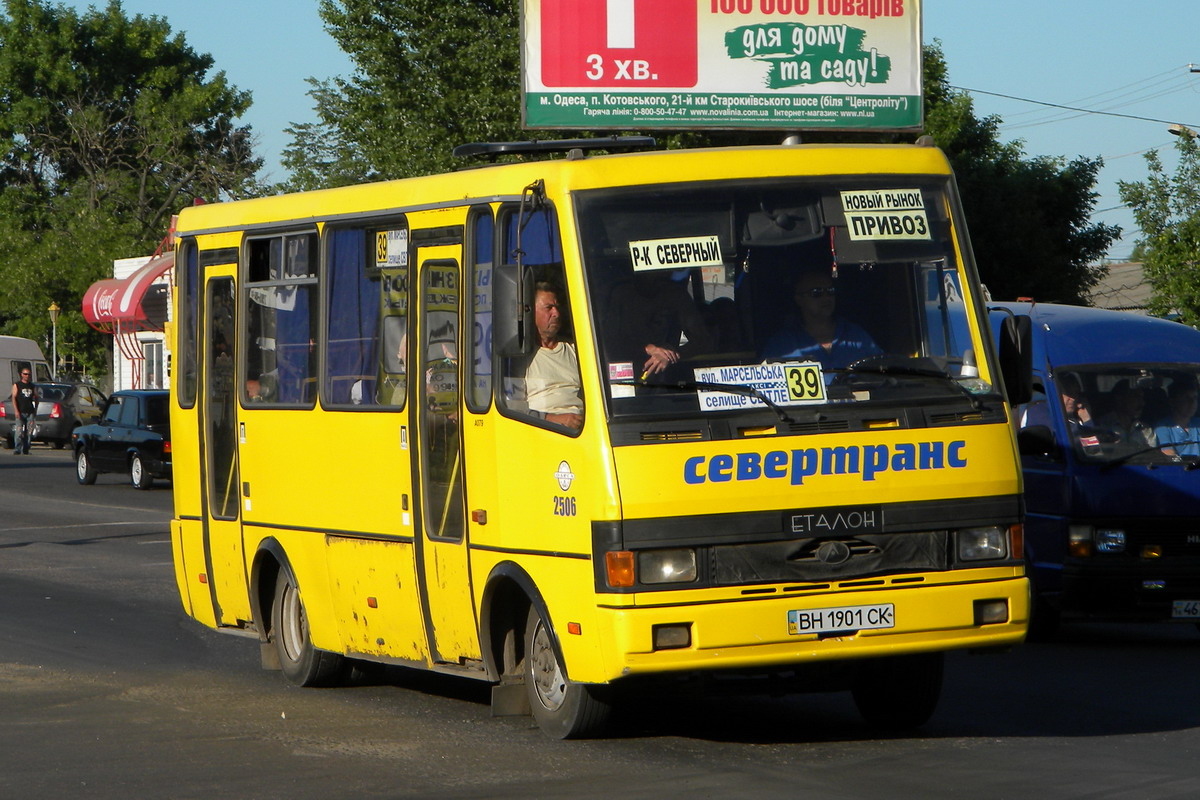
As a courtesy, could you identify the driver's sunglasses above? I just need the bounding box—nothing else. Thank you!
[801,287,836,298]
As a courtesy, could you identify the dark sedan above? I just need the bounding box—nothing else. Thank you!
[1,381,107,449]
[72,389,171,489]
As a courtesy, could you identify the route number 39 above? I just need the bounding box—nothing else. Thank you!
[786,364,825,402]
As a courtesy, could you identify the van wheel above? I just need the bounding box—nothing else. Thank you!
[271,571,345,687]
[130,453,153,489]
[76,450,97,485]
[852,652,943,730]
[524,606,612,739]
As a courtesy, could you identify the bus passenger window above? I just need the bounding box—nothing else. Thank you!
[324,225,408,408]
[467,210,493,413]
[245,233,318,407]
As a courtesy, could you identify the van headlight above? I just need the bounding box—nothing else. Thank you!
[1068,525,1126,557]
[957,526,1008,561]
[1094,528,1127,553]
[638,548,698,584]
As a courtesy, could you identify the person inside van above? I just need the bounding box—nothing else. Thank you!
[1154,378,1200,458]
[1098,380,1157,452]
[1058,373,1103,454]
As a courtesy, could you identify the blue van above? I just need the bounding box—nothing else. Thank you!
[990,302,1200,631]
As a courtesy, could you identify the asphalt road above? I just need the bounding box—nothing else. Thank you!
[2,445,1199,799]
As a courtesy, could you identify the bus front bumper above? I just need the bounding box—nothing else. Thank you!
[594,575,1029,681]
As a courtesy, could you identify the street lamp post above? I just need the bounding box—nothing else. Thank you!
[48,302,60,380]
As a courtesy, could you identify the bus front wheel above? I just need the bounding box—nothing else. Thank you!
[851,651,943,730]
[271,571,345,687]
[523,606,612,739]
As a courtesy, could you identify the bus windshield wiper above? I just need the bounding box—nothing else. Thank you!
[832,360,989,411]
[635,378,796,424]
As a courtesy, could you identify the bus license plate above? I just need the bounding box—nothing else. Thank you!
[788,603,895,635]
[1172,600,1200,619]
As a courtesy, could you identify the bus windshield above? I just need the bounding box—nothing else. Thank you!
[577,177,989,422]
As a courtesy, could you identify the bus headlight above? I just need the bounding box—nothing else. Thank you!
[957,526,1008,561]
[638,548,698,584]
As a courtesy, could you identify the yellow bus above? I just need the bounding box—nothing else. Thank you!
[169,138,1031,738]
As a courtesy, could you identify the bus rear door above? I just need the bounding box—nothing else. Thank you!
[201,270,250,625]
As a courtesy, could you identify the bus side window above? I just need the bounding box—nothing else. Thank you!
[324,225,408,408]
[466,209,493,413]
[245,233,319,407]
[494,206,583,433]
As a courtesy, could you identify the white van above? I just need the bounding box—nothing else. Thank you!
[0,336,52,387]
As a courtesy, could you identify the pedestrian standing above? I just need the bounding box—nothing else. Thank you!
[11,368,38,454]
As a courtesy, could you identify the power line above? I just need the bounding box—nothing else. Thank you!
[998,67,1184,121]
[952,85,1200,129]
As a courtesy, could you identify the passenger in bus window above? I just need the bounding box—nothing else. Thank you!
[761,268,881,369]
[524,282,583,430]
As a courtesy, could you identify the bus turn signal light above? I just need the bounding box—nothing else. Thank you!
[605,551,635,588]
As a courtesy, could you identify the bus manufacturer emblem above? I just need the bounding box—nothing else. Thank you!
[555,461,575,491]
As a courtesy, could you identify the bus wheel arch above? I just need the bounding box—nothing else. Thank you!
[480,562,541,683]
[480,562,612,739]
[251,540,345,687]
[250,538,289,650]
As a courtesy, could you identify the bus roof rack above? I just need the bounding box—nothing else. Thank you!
[453,136,657,160]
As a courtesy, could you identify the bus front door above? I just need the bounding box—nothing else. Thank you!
[201,272,251,626]
[414,251,479,665]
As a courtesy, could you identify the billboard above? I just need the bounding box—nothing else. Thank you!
[522,0,922,131]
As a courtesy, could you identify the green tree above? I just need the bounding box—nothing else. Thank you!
[1117,133,1200,324]
[0,0,263,377]
[283,0,532,185]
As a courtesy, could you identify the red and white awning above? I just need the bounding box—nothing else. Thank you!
[81,252,174,334]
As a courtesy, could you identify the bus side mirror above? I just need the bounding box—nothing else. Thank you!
[493,264,534,357]
[998,314,1033,406]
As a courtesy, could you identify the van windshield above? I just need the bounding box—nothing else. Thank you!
[576,177,990,422]
[1032,366,1200,464]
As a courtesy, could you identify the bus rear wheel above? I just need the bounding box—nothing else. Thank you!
[271,571,345,687]
[851,651,943,730]
[523,606,612,739]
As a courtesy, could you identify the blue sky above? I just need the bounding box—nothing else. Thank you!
[67,1,1199,261]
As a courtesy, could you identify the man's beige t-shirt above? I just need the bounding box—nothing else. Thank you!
[526,341,583,415]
